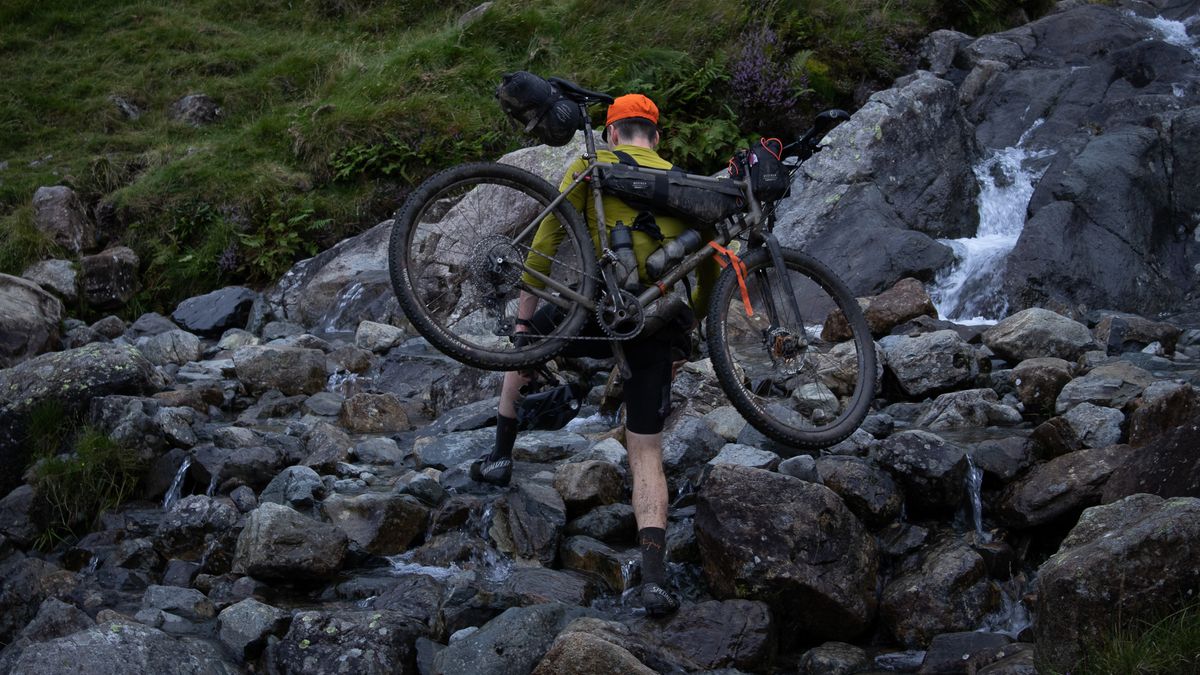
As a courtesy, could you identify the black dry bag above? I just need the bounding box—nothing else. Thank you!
[730,137,790,203]
[496,71,584,147]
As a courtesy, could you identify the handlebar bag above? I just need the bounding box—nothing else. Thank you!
[729,138,789,203]
[599,152,744,224]
[496,71,584,147]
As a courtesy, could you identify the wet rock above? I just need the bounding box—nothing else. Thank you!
[155,495,240,560]
[21,259,78,301]
[351,436,406,464]
[1055,360,1155,414]
[708,443,781,470]
[10,618,238,674]
[1062,402,1123,448]
[339,392,410,433]
[324,492,429,555]
[695,465,878,642]
[232,345,327,396]
[303,390,344,417]
[826,277,939,340]
[976,643,1036,674]
[194,439,302,492]
[815,456,904,528]
[156,406,197,447]
[171,286,257,337]
[777,455,819,482]
[0,273,63,368]
[1012,357,1073,415]
[565,503,636,543]
[919,631,1012,674]
[879,540,999,648]
[915,388,1023,429]
[141,585,215,622]
[1127,380,1200,446]
[32,186,94,253]
[559,536,637,593]
[233,502,348,580]
[329,344,372,373]
[825,428,879,457]
[87,395,165,459]
[1036,494,1200,672]
[355,320,405,352]
[506,566,598,607]
[302,422,352,474]
[433,603,599,675]
[396,471,447,506]
[998,444,1133,527]
[268,609,424,675]
[515,430,591,463]
[422,397,500,436]
[170,93,222,126]
[1103,412,1200,501]
[965,437,1032,482]
[490,481,567,566]
[128,312,180,339]
[701,406,748,441]
[881,330,980,398]
[80,246,139,310]
[1094,312,1181,356]
[799,641,870,675]
[533,630,655,674]
[415,428,491,470]
[137,329,203,366]
[1029,415,1082,460]
[553,460,624,516]
[984,310,1095,364]
[871,431,968,516]
[218,597,290,663]
[661,416,725,480]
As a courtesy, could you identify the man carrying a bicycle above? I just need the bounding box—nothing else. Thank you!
[470,93,716,616]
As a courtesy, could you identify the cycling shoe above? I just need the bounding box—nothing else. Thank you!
[641,582,680,617]
[469,456,512,487]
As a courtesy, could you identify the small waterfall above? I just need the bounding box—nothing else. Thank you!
[83,555,100,575]
[318,282,365,336]
[327,370,362,396]
[162,456,193,510]
[965,453,988,543]
[931,121,1054,322]
[977,572,1036,638]
[205,472,219,497]
[1127,12,1200,59]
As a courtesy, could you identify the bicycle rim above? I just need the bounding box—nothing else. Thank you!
[708,247,876,449]
[389,163,595,371]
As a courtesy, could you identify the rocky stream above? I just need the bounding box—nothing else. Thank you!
[1,1,1199,673]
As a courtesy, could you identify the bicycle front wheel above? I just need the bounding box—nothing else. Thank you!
[389,162,597,371]
[707,246,876,449]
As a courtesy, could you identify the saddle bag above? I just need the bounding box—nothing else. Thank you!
[495,71,584,147]
[599,152,744,224]
[729,137,789,203]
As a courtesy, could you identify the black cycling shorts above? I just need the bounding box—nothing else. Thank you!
[525,304,693,435]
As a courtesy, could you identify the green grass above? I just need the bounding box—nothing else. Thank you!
[1061,603,1200,674]
[0,0,1050,314]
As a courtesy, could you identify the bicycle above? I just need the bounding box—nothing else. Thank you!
[387,77,876,449]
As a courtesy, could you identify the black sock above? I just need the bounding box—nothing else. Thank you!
[639,527,667,586]
[488,414,518,462]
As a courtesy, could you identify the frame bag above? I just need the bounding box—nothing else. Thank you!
[496,71,584,147]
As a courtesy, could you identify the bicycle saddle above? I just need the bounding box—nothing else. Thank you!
[548,77,614,105]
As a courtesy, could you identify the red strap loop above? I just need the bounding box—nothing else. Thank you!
[708,242,754,317]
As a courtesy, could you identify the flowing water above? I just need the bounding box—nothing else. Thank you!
[317,281,366,336]
[931,121,1054,322]
[977,572,1036,639]
[964,453,988,543]
[1128,12,1200,59]
[162,456,193,510]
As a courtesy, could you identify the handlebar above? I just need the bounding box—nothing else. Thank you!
[783,109,851,161]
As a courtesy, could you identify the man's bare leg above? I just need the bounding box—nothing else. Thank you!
[627,429,678,615]
[473,368,533,486]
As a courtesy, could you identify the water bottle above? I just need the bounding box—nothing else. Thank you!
[609,221,640,291]
[644,229,703,280]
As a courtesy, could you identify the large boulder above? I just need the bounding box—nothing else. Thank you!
[268,609,424,675]
[814,456,904,528]
[232,345,328,396]
[870,430,968,516]
[982,308,1095,363]
[32,186,94,254]
[694,465,878,642]
[0,343,161,496]
[774,71,972,295]
[10,618,239,674]
[434,603,599,675]
[79,246,139,310]
[171,286,257,337]
[1035,494,1200,672]
[323,492,429,555]
[1012,357,1073,415]
[20,259,78,302]
[823,277,939,340]
[534,630,655,675]
[137,329,203,366]
[1103,412,1200,501]
[0,273,63,367]
[0,555,62,646]
[1054,360,1155,414]
[879,540,999,648]
[627,599,777,672]
[489,481,567,566]
[998,444,1134,528]
[232,502,348,580]
[217,598,290,663]
[1126,381,1200,447]
[914,388,1023,429]
[880,330,981,398]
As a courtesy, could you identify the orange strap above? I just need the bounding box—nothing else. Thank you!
[708,242,754,316]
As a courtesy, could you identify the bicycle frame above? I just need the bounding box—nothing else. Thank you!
[511,104,808,332]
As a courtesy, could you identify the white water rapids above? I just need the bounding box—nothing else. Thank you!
[930,121,1054,323]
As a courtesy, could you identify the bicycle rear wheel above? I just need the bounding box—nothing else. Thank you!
[707,246,876,449]
[388,162,597,371]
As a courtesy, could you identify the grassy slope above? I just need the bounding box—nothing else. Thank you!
[0,0,1050,313]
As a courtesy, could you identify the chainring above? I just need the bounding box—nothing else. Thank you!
[596,289,645,340]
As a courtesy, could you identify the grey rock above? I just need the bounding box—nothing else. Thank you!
[707,443,781,471]
[1103,411,1200,501]
[815,455,904,528]
[565,503,636,543]
[799,641,870,675]
[559,536,638,593]
[11,619,239,674]
[983,308,1095,363]
[339,392,410,433]
[701,406,747,442]
[260,465,325,508]
[303,391,344,417]
[533,629,655,675]
[627,599,776,672]
[155,406,197,447]
[0,273,63,368]
[415,428,491,470]
[141,585,215,622]
[324,492,429,555]
[871,430,968,516]
[1093,312,1181,356]
[433,603,599,675]
[1035,494,1200,671]
[128,312,179,338]
[355,320,405,352]
[1062,402,1124,448]
[1127,380,1200,447]
[514,430,590,463]
[350,436,406,464]
[998,444,1133,527]
[662,416,725,480]
[137,329,203,366]
[881,330,980,398]
[233,502,348,580]
[156,495,240,560]
[880,540,999,648]
[777,454,819,482]
[1055,360,1155,414]
[170,93,222,126]
[21,259,78,301]
[920,631,1013,674]
[218,598,289,663]
[0,485,43,548]
[490,481,566,566]
[267,609,424,675]
[915,388,1023,430]
[260,320,304,340]
[216,328,257,350]
[966,436,1033,482]
[695,465,877,640]
[109,95,141,120]
[171,287,257,337]
[396,471,447,506]
[228,485,256,513]
[32,185,94,253]
[79,246,139,310]
[0,597,94,669]
[1012,357,1073,415]
[553,460,624,516]
[233,345,328,396]
[0,555,60,645]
